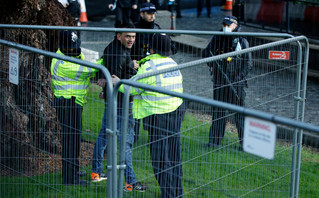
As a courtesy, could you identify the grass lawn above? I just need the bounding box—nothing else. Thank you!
[1,84,318,197]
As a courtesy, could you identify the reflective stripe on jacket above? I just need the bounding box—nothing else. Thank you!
[119,54,183,119]
[51,49,98,106]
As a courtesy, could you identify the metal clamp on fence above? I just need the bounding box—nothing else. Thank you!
[105,128,116,135]
[107,165,126,170]
[117,165,126,170]
[294,96,304,102]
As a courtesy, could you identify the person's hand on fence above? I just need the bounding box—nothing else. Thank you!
[97,79,106,87]
[99,91,105,99]
[133,60,139,70]
[108,4,114,10]
[112,75,120,86]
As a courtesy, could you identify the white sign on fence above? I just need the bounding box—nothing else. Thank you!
[243,116,277,160]
[9,48,19,85]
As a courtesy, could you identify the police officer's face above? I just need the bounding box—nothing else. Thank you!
[223,23,238,31]
[140,12,155,22]
[117,32,136,49]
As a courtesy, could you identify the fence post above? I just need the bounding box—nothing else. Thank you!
[294,38,310,198]
[290,40,303,197]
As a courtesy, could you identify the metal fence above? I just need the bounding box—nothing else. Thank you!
[116,35,319,198]
[0,25,318,198]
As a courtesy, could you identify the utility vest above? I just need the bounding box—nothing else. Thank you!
[51,49,98,106]
[120,54,183,119]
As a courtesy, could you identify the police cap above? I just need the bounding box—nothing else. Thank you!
[150,33,172,57]
[140,2,156,13]
[59,30,81,49]
[223,16,238,25]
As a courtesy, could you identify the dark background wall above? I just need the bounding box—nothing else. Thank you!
[85,0,224,21]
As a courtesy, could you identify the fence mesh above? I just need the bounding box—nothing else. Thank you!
[0,26,318,198]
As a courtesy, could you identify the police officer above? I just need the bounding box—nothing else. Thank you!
[113,33,186,198]
[131,3,177,143]
[202,16,253,149]
[51,30,98,186]
[131,2,177,61]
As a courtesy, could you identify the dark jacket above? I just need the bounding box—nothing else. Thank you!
[67,0,81,18]
[131,19,177,61]
[202,33,253,87]
[99,36,137,102]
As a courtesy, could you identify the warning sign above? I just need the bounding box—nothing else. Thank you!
[269,51,290,60]
[9,48,19,85]
[243,117,277,160]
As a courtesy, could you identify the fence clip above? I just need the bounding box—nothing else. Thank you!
[294,96,304,102]
[117,164,126,170]
[106,165,126,170]
[105,128,115,134]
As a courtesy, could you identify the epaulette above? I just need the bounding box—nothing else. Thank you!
[137,57,151,66]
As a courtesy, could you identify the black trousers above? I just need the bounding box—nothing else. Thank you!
[209,85,245,146]
[115,6,132,27]
[54,97,83,184]
[175,0,181,17]
[197,0,211,16]
[144,103,186,198]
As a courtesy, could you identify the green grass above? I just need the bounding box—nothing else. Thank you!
[1,86,318,197]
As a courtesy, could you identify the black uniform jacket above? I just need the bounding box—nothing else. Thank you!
[131,19,177,61]
[202,34,253,86]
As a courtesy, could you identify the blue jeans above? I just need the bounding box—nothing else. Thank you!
[92,103,137,184]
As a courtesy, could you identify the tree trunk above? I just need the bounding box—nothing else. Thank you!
[0,0,78,175]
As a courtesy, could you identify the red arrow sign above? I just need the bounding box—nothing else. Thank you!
[269,51,290,60]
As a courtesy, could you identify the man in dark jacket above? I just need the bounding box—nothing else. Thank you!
[109,0,138,27]
[91,23,147,191]
[202,16,253,149]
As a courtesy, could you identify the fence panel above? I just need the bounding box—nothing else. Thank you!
[0,25,318,198]
[118,36,318,198]
[0,36,113,197]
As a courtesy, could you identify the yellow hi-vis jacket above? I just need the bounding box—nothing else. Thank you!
[119,54,183,119]
[51,49,98,106]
